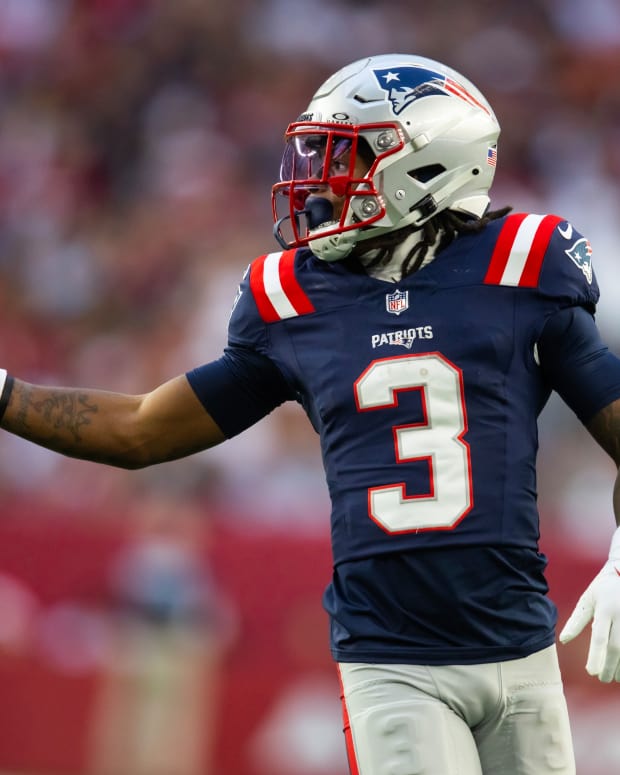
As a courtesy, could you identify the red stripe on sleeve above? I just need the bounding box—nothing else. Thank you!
[484,213,528,285]
[518,214,563,287]
[249,254,280,323]
[278,249,316,315]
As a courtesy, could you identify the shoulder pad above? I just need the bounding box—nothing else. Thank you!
[248,249,316,323]
[483,213,562,287]
[483,213,598,305]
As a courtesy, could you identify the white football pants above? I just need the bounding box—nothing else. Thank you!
[338,645,575,775]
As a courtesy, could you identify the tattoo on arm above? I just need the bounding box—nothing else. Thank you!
[2,375,220,468]
[13,382,99,445]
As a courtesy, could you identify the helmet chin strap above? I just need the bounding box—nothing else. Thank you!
[306,196,362,262]
[309,227,360,262]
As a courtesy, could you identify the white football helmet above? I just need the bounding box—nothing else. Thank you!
[272,54,500,261]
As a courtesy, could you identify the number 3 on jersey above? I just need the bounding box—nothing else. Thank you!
[354,353,473,533]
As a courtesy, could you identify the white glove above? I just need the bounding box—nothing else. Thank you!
[559,526,620,682]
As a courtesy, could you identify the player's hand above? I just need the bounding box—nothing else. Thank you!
[559,527,620,683]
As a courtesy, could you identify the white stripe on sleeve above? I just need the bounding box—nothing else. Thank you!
[262,252,298,319]
[499,214,545,286]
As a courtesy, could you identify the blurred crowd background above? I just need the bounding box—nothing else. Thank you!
[0,1,619,774]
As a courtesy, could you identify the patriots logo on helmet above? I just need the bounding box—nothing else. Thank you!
[565,237,593,284]
[373,66,491,117]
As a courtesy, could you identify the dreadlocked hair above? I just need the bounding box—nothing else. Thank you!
[348,205,513,278]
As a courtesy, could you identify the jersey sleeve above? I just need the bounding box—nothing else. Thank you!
[186,346,295,438]
[537,217,599,308]
[484,213,599,310]
[538,306,620,423]
[185,258,299,438]
[226,261,270,352]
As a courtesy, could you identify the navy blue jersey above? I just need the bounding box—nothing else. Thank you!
[188,213,620,665]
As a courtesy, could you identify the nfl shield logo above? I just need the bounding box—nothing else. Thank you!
[386,289,409,315]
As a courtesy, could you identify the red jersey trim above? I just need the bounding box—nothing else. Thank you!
[249,250,315,323]
[279,249,316,315]
[519,214,563,287]
[337,666,361,775]
[484,213,528,285]
[249,254,279,323]
[484,213,563,288]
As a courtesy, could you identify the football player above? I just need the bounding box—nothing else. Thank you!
[2,54,620,774]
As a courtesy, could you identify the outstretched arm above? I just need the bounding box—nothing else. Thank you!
[0,372,226,469]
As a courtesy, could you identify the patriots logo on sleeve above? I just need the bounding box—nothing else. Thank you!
[565,237,593,284]
[373,65,491,116]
